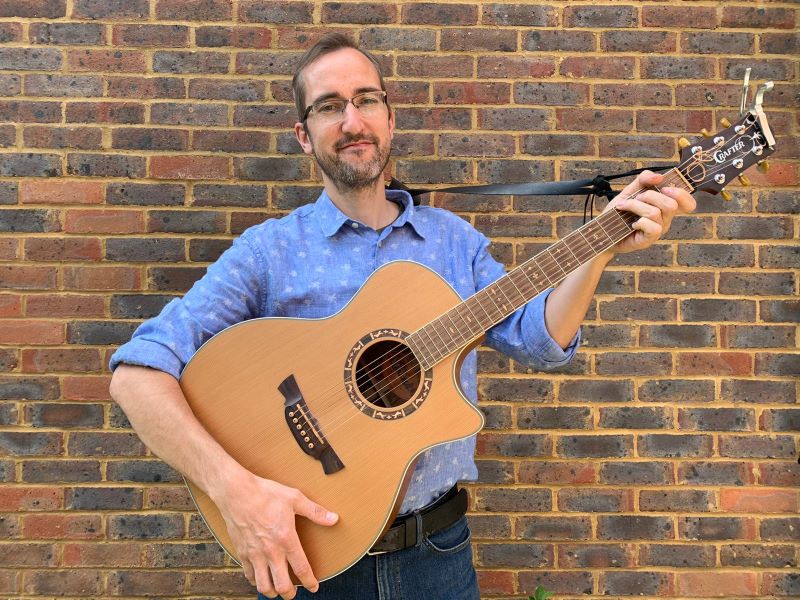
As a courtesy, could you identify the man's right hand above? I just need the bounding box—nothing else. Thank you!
[211,473,339,599]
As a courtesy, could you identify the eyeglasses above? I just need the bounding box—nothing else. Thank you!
[302,91,388,123]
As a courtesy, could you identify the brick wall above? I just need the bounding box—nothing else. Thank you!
[0,1,797,598]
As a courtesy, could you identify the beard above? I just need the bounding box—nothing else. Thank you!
[312,132,391,192]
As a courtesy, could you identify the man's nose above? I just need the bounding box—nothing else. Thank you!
[339,102,366,133]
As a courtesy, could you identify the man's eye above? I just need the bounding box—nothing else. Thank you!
[357,96,380,106]
[316,102,342,114]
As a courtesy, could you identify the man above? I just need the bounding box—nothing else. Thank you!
[109,34,696,600]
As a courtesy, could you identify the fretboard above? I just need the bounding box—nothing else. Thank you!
[406,167,693,370]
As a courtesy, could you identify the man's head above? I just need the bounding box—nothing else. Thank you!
[292,34,394,194]
[292,33,389,126]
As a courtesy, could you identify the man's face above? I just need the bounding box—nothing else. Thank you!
[294,48,394,192]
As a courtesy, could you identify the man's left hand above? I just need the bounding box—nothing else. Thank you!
[605,170,697,255]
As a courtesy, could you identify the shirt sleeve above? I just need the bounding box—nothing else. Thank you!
[472,231,580,370]
[109,233,266,379]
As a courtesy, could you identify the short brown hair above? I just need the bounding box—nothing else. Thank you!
[292,33,388,122]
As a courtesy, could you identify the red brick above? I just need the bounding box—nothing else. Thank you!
[62,375,113,400]
[518,461,596,485]
[678,572,758,597]
[64,209,143,234]
[23,514,102,539]
[156,0,232,21]
[477,56,555,79]
[0,321,63,344]
[0,239,18,261]
[24,238,102,262]
[25,294,105,318]
[433,82,511,105]
[475,571,513,595]
[62,542,143,567]
[721,6,796,29]
[22,348,102,373]
[561,57,636,80]
[677,352,753,376]
[720,489,797,513]
[0,486,61,511]
[66,49,147,72]
[642,6,717,29]
[0,294,22,317]
[0,266,57,290]
[150,156,230,180]
[63,266,142,291]
[23,569,103,596]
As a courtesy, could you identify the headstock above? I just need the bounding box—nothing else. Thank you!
[677,74,776,199]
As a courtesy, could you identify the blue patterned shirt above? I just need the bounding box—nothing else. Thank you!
[110,189,579,513]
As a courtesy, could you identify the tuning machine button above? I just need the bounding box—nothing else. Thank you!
[720,117,732,128]
[701,128,712,138]
[738,175,751,186]
[678,137,690,149]
[721,191,732,201]
[757,160,770,173]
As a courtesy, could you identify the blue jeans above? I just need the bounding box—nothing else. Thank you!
[257,516,479,600]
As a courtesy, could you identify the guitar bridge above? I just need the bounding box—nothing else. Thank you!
[278,375,344,475]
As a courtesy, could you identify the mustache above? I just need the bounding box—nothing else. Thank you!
[334,134,378,150]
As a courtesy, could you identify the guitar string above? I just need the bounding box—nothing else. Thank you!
[304,128,765,434]
[343,118,766,388]
[334,128,763,410]
[297,126,765,434]
[320,132,765,432]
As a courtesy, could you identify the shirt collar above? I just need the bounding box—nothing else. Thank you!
[315,188,426,239]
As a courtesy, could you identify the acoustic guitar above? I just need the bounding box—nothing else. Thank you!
[179,105,775,582]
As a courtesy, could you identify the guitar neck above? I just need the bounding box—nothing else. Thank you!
[407,167,694,370]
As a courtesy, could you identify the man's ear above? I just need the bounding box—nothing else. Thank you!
[294,122,314,155]
[387,105,395,141]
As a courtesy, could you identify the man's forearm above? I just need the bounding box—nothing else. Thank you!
[109,364,246,501]
[544,251,614,348]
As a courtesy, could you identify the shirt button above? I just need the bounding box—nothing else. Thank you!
[351,222,359,229]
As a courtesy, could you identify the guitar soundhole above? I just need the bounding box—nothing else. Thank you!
[344,330,433,420]
[355,340,420,409]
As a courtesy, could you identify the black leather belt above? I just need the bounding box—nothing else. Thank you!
[368,486,468,555]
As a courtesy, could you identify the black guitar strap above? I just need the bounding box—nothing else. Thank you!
[387,165,676,206]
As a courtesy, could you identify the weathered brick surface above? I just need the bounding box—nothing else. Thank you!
[0,1,796,597]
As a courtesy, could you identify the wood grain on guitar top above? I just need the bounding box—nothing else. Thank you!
[179,261,485,582]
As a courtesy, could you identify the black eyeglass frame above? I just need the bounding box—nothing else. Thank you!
[301,91,388,123]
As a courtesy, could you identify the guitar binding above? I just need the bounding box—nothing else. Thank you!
[343,329,434,420]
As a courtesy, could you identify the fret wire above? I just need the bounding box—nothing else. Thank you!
[419,323,445,364]
[546,245,569,277]
[480,286,507,323]
[408,331,433,369]
[414,326,438,365]
[452,302,484,340]
[488,278,516,316]
[426,318,451,360]
[471,289,496,325]
[460,298,484,335]
[594,212,622,244]
[525,258,554,287]
[509,267,536,299]
[500,272,528,307]
[582,221,610,253]
[575,227,601,260]
[406,335,424,364]
[536,249,564,284]
[441,309,470,351]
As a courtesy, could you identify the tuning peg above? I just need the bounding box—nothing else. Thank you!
[757,160,770,173]
[721,191,732,201]
[738,174,751,186]
[720,117,731,128]
[700,128,712,137]
[678,137,690,149]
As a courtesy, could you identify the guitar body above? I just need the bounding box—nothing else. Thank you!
[180,260,485,582]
